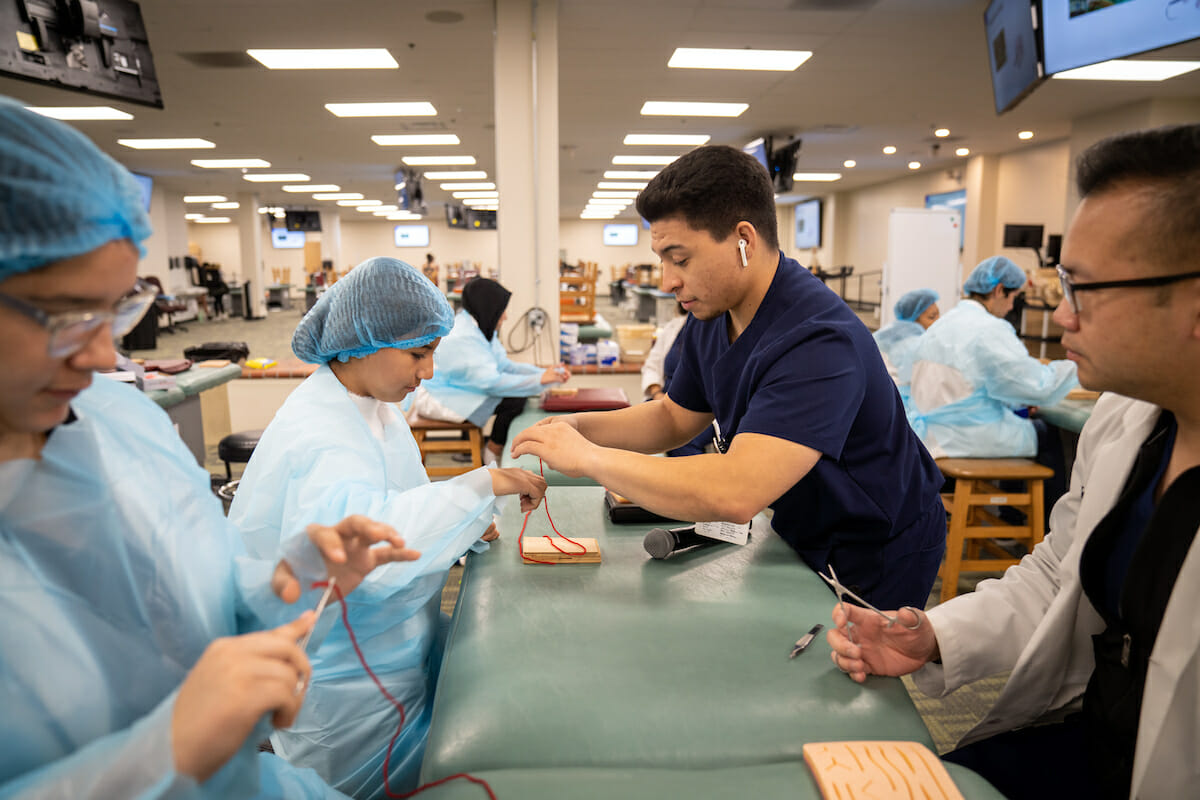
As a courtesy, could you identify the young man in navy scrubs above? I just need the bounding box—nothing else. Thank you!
[512,145,945,609]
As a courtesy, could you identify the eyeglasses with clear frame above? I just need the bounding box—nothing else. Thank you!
[0,278,159,358]
[1056,265,1200,316]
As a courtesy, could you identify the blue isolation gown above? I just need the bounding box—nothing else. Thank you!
[228,365,497,799]
[907,299,1078,458]
[413,309,548,425]
[0,376,343,799]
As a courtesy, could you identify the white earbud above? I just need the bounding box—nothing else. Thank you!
[737,239,749,267]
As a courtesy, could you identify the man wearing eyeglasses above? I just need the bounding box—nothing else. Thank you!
[827,123,1200,800]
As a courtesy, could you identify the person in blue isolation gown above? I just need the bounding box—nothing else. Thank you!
[409,277,570,466]
[872,288,940,390]
[0,96,419,799]
[228,258,547,799]
[907,256,1078,459]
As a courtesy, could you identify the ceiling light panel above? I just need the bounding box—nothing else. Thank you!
[371,134,461,146]
[402,156,477,166]
[640,101,748,117]
[118,138,215,149]
[612,155,678,165]
[25,106,132,120]
[283,184,339,192]
[622,134,710,146]
[423,170,487,180]
[1051,59,1200,81]
[243,173,310,182]
[325,101,437,116]
[313,192,364,200]
[247,49,398,69]
[667,48,812,71]
[184,195,227,203]
[191,158,271,168]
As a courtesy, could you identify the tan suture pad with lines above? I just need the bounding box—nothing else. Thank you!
[802,741,964,800]
[521,536,601,564]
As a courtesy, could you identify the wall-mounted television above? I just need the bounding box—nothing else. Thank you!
[395,168,425,213]
[1002,223,1044,249]
[270,228,305,249]
[794,198,822,250]
[983,0,1044,114]
[131,172,152,211]
[742,137,769,174]
[603,223,639,246]
[393,224,430,248]
[0,0,163,108]
[445,203,467,229]
[1042,0,1200,75]
[768,138,803,194]
[284,209,321,232]
[467,209,496,230]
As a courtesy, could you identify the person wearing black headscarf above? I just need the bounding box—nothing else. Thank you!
[412,277,570,464]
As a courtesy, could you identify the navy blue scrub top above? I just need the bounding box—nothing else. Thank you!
[668,254,944,565]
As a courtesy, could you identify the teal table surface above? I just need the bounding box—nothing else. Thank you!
[1036,397,1096,434]
[576,311,613,343]
[413,760,1003,799]
[421,487,934,782]
[147,363,242,408]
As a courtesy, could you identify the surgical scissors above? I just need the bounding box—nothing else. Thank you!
[818,565,922,631]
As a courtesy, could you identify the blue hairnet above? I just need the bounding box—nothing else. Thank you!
[293,256,454,363]
[963,256,1026,296]
[894,289,939,322]
[0,96,152,282]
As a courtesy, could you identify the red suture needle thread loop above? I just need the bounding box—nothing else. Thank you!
[305,583,496,799]
[518,458,586,563]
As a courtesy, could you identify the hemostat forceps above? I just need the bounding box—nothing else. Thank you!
[818,565,922,631]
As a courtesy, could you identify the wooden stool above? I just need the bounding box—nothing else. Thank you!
[936,458,1055,603]
[408,415,484,478]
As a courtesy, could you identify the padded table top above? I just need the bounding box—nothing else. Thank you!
[415,760,1003,799]
[147,363,242,408]
[501,409,599,486]
[421,487,935,781]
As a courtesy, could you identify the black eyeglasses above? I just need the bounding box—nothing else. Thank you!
[1056,265,1200,315]
[0,279,158,357]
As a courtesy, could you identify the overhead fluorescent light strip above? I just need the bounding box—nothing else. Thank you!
[371,134,461,146]
[439,182,496,191]
[668,48,811,71]
[1051,59,1200,81]
[243,173,310,182]
[325,102,437,116]
[184,195,227,203]
[423,170,487,180]
[25,106,132,120]
[119,138,215,149]
[283,184,339,192]
[605,170,659,179]
[792,173,842,182]
[623,134,710,146]
[247,49,398,69]
[640,101,748,117]
[313,192,363,200]
[192,158,271,169]
[613,155,679,165]
[402,156,477,166]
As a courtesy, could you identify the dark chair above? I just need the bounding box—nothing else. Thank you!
[143,275,189,334]
[218,429,263,480]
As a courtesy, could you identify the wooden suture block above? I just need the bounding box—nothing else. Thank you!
[521,536,601,564]
[802,741,963,800]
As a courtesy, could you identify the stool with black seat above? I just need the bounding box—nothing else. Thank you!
[218,429,263,480]
[407,413,483,478]
[936,457,1055,604]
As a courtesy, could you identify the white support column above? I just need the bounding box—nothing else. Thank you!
[494,0,560,364]
[318,210,342,269]
[237,192,267,318]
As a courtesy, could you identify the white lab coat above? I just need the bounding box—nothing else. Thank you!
[914,393,1200,799]
[907,299,1077,457]
[641,314,687,397]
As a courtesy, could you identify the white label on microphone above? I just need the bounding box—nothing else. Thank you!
[695,520,751,546]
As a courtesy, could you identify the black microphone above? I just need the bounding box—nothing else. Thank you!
[643,526,720,559]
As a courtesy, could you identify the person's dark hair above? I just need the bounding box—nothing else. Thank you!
[425,253,435,264]
[635,145,779,250]
[967,285,1019,303]
[1076,124,1200,274]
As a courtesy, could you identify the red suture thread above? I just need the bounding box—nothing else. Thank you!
[308,581,496,800]
[517,458,585,563]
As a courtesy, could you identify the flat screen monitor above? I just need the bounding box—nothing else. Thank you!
[445,203,467,229]
[270,229,305,249]
[603,223,639,246]
[768,138,802,193]
[284,209,321,232]
[1042,0,1200,75]
[393,224,430,248]
[131,172,152,211]
[1003,223,1044,249]
[0,0,163,108]
[794,199,822,250]
[983,0,1045,113]
[742,137,769,174]
[1045,233,1063,264]
[467,209,496,229]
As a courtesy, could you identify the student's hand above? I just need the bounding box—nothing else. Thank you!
[489,467,547,512]
[541,364,570,384]
[172,613,315,783]
[481,522,500,542]
[526,414,579,431]
[826,604,939,683]
[272,515,421,602]
[510,421,598,479]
